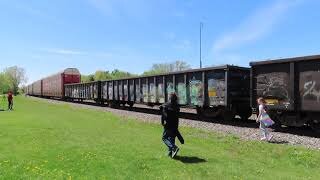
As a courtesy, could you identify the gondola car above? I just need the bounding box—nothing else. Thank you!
[64,81,101,102]
[64,65,251,120]
[250,54,320,131]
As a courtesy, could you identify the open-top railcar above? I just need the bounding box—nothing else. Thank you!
[250,54,320,131]
[65,65,251,120]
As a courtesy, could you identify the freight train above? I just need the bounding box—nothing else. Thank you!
[26,54,320,131]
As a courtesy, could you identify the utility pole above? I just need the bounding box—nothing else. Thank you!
[200,22,203,68]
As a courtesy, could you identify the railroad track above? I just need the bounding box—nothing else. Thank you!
[38,96,320,139]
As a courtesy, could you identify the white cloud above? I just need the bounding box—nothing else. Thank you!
[43,48,87,56]
[212,0,302,53]
[41,48,123,59]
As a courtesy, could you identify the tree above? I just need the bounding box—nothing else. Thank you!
[143,60,191,76]
[174,60,190,71]
[81,74,95,83]
[3,66,27,95]
[0,73,10,94]
[110,69,136,79]
[94,71,112,81]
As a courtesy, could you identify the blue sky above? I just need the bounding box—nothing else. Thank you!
[0,0,320,84]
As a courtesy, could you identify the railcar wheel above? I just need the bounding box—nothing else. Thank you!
[238,108,252,120]
[196,106,203,117]
[239,113,251,121]
[310,121,320,134]
[202,107,223,119]
[128,102,134,108]
[221,106,236,121]
[222,110,235,121]
[110,101,120,108]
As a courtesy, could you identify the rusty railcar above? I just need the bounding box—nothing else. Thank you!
[26,84,33,95]
[250,55,320,130]
[32,80,43,97]
[42,68,81,98]
[27,68,81,98]
[98,65,251,120]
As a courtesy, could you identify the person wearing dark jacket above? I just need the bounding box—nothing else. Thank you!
[160,93,183,158]
[7,91,13,110]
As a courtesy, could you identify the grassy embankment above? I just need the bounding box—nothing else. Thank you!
[0,96,319,179]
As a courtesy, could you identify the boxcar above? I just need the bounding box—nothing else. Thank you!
[32,80,42,96]
[98,65,251,120]
[250,55,320,130]
[26,84,33,95]
[41,68,81,98]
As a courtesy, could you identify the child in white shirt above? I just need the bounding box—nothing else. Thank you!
[256,97,273,141]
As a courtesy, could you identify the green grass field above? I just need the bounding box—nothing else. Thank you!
[0,96,319,179]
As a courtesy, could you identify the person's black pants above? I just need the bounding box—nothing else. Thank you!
[8,100,13,110]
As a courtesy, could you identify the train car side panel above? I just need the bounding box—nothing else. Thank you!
[251,63,293,110]
[298,60,320,112]
[207,70,225,106]
[188,72,204,107]
[251,55,320,129]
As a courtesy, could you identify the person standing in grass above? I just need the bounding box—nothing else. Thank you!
[160,93,182,158]
[256,97,274,141]
[7,91,13,110]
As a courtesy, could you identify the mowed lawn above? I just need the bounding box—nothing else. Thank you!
[0,97,319,179]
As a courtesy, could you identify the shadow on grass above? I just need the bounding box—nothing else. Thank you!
[269,140,289,144]
[173,156,207,164]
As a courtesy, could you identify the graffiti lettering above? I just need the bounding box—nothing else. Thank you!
[303,81,320,102]
[256,72,289,100]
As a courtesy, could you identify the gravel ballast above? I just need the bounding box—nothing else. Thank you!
[30,97,320,150]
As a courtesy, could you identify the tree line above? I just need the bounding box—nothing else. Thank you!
[0,61,190,94]
[81,60,190,82]
[0,66,27,95]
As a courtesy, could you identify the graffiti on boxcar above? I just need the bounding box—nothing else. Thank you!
[103,84,108,99]
[93,84,97,98]
[208,79,225,106]
[189,77,203,106]
[256,72,289,101]
[135,84,141,102]
[149,83,156,103]
[123,84,128,101]
[177,83,187,104]
[166,82,175,101]
[129,84,134,101]
[303,81,320,102]
[300,71,320,111]
[119,83,123,100]
[157,83,165,103]
[114,84,118,100]
[108,83,113,100]
[142,84,148,102]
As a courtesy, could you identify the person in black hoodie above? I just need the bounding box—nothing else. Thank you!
[160,93,184,158]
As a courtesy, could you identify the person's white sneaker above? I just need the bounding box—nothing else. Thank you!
[260,137,267,141]
[267,135,273,141]
[171,147,179,158]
